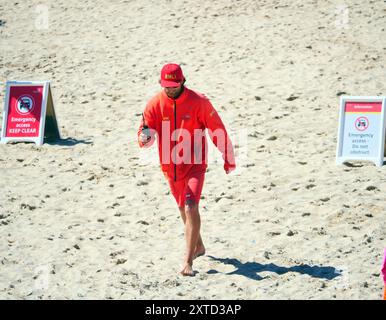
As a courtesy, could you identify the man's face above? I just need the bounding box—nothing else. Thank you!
[163,82,183,99]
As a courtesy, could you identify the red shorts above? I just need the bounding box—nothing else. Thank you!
[167,170,205,207]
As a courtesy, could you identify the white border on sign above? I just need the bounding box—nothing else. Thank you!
[336,96,386,167]
[39,81,49,145]
[1,81,50,146]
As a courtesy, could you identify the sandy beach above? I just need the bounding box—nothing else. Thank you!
[0,0,385,299]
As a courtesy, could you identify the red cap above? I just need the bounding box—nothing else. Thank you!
[160,63,184,87]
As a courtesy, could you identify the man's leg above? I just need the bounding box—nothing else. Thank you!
[180,201,202,276]
[178,206,205,259]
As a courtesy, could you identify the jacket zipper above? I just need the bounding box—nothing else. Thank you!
[173,100,177,182]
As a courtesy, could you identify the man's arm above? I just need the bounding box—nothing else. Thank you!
[200,99,236,174]
[137,103,157,148]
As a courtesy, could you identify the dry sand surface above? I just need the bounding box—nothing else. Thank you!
[0,0,385,299]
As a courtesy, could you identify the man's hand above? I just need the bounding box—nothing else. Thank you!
[139,132,151,145]
[224,163,236,174]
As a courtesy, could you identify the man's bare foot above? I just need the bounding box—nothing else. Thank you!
[193,245,206,260]
[180,262,195,276]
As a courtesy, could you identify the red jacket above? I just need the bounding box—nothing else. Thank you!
[137,87,236,181]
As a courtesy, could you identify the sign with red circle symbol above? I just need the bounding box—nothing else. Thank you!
[355,116,369,131]
[1,81,61,145]
[336,96,386,167]
[16,95,35,115]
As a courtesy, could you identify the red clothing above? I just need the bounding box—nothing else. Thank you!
[167,169,205,207]
[137,87,235,181]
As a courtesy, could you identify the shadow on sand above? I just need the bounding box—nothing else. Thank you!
[45,137,93,146]
[207,256,341,281]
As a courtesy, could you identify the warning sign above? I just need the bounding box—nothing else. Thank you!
[1,81,61,145]
[336,96,386,166]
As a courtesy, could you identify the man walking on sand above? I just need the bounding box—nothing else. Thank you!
[137,63,236,276]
